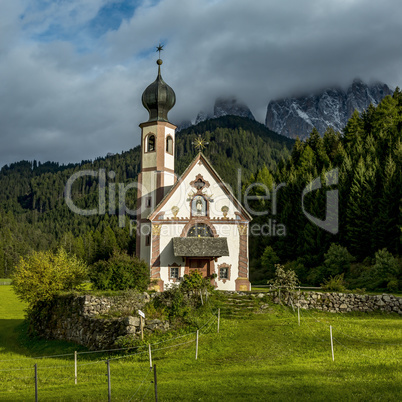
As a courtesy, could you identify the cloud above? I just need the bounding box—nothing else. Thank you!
[0,0,25,53]
[1,0,402,167]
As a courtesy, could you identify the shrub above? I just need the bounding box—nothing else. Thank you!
[181,270,215,294]
[350,266,381,291]
[321,274,347,292]
[285,258,308,284]
[374,248,399,281]
[306,265,326,286]
[349,262,369,279]
[387,279,398,293]
[348,250,400,291]
[268,264,299,291]
[151,272,216,323]
[323,243,354,277]
[89,251,149,291]
[152,284,190,319]
[12,248,87,307]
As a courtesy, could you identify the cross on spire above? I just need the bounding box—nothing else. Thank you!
[156,44,164,59]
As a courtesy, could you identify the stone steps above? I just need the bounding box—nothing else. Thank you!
[216,293,268,318]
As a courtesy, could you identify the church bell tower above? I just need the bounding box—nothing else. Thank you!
[136,51,177,261]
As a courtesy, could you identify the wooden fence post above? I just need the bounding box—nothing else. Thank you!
[330,325,334,362]
[106,360,111,402]
[74,351,77,385]
[149,343,153,369]
[34,364,38,402]
[195,330,199,360]
[217,308,220,333]
[298,306,300,326]
[154,364,158,402]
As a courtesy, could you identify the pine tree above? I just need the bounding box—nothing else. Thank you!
[343,110,364,149]
[374,154,400,253]
[346,157,376,258]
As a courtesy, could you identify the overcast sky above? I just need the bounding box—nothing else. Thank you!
[1,0,402,168]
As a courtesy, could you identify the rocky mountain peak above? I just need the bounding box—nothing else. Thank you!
[265,79,393,139]
[194,96,255,125]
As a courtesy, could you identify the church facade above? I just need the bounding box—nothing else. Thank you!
[136,57,251,292]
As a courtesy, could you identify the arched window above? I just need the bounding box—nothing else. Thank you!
[147,135,155,152]
[187,223,213,237]
[191,195,207,216]
[166,136,173,154]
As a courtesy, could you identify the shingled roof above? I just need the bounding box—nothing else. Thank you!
[172,237,229,257]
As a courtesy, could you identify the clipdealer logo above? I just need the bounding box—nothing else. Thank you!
[301,168,339,234]
[64,167,339,235]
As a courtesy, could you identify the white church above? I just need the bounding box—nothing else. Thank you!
[136,56,251,292]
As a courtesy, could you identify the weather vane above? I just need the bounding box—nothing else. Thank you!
[156,43,164,59]
[192,135,209,151]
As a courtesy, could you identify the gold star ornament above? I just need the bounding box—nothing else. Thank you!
[192,135,209,151]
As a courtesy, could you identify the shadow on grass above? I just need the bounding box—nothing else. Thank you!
[166,362,402,401]
[0,319,26,354]
[0,319,87,358]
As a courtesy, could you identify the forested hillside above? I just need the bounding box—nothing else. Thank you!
[0,116,292,276]
[1,95,401,290]
[249,90,401,290]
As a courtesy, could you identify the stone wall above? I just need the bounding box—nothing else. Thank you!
[271,291,402,314]
[33,290,401,351]
[32,293,169,350]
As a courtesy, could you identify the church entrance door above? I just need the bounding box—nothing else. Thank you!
[188,258,210,278]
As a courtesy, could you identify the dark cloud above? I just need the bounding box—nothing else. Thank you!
[1,0,402,167]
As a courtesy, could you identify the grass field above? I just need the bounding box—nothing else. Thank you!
[0,286,401,401]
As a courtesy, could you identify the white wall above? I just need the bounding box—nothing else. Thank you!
[159,224,186,287]
[150,158,249,291]
[158,161,243,221]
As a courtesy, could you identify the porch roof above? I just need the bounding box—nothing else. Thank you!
[172,237,229,258]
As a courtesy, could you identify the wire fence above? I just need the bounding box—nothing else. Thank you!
[0,310,221,400]
[299,306,402,345]
[0,313,219,366]
[294,304,402,363]
[126,367,153,402]
[1,303,401,400]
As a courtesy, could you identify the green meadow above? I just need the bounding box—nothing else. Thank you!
[0,285,401,401]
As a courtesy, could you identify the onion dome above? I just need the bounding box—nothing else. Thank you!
[142,59,176,122]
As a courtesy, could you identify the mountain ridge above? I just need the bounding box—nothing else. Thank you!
[178,96,255,131]
[265,79,393,139]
